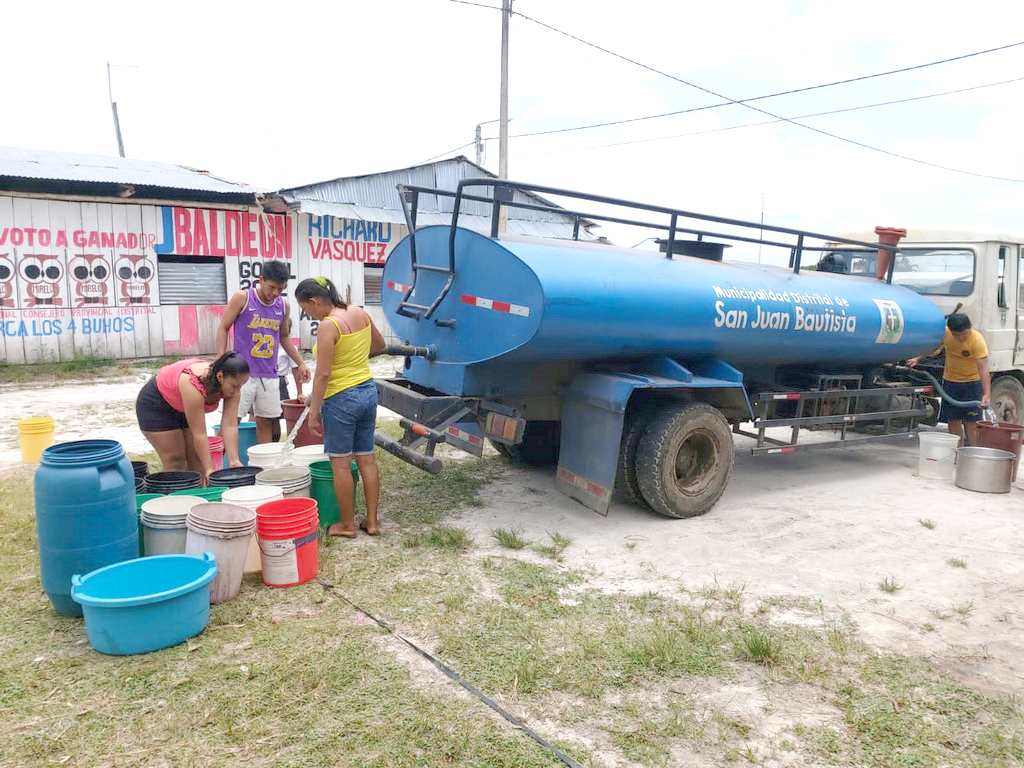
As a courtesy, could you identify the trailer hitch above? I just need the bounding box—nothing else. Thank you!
[373,429,443,474]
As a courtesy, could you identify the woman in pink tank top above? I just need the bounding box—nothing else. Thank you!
[135,352,250,483]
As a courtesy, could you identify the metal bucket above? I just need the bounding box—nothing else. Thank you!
[954,446,1015,493]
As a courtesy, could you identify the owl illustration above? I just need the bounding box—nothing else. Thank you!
[18,254,64,307]
[0,254,15,308]
[115,255,155,305]
[68,254,111,307]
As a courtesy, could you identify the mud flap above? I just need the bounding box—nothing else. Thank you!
[555,373,636,515]
[554,358,751,516]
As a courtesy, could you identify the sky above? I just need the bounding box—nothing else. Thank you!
[3,0,1024,264]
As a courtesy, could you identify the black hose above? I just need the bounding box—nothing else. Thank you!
[889,364,983,409]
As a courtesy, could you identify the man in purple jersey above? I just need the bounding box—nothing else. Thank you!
[216,260,310,449]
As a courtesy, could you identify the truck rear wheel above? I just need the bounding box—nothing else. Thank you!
[616,404,656,508]
[991,374,1024,424]
[635,403,734,518]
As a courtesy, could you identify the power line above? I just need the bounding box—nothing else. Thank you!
[413,141,476,166]
[512,9,1024,182]
[508,40,1024,139]
[512,75,1024,157]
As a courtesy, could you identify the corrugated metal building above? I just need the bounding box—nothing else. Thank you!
[0,148,598,362]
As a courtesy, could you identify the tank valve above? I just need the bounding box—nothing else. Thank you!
[875,226,907,280]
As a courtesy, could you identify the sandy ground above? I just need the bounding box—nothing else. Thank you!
[5,368,1022,704]
[461,438,1024,697]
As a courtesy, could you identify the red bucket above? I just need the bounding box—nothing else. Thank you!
[208,437,224,471]
[282,398,319,448]
[976,421,1024,481]
[256,498,317,519]
[257,513,318,536]
[258,518,318,588]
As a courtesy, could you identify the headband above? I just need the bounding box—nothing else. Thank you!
[315,276,329,289]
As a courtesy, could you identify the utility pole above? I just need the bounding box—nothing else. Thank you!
[475,123,483,165]
[498,0,512,232]
[108,62,125,158]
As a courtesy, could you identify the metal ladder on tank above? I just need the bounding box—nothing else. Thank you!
[734,375,936,454]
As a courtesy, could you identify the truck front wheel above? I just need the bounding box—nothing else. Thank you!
[991,375,1024,424]
[635,403,734,518]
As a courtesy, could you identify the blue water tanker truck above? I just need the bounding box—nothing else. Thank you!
[373,180,946,518]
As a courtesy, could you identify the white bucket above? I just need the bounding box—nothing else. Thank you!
[293,444,328,467]
[185,506,257,604]
[142,522,188,556]
[221,486,285,573]
[256,467,313,498]
[918,432,961,480]
[247,442,293,469]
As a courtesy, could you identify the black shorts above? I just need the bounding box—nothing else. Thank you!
[939,379,983,423]
[136,376,189,432]
[279,375,289,404]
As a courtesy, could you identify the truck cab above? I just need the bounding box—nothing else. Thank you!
[823,230,1024,423]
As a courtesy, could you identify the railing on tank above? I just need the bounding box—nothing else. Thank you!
[394,179,898,321]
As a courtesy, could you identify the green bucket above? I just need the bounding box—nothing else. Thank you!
[134,493,164,556]
[308,460,359,527]
[171,486,226,501]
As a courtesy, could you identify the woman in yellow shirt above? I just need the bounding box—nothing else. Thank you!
[909,313,991,445]
[295,276,386,538]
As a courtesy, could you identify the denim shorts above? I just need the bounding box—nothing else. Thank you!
[322,380,378,456]
[939,379,983,423]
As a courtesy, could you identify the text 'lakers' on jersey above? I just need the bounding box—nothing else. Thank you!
[234,288,284,378]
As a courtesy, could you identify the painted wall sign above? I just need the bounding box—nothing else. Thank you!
[0,197,398,363]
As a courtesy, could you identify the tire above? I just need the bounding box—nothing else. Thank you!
[616,404,657,508]
[489,440,513,458]
[990,375,1024,424]
[493,421,560,466]
[635,403,734,519]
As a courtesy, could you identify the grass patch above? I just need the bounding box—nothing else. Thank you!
[947,557,968,569]
[425,524,474,551]
[492,527,529,549]
[877,576,902,594]
[533,531,572,561]
[0,354,175,385]
[3,443,1023,768]
[735,625,784,666]
[918,518,937,530]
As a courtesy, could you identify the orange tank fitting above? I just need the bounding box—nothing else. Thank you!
[875,226,907,279]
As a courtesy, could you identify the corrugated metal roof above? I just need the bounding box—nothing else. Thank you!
[0,145,266,195]
[280,156,598,232]
[287,198,599,241]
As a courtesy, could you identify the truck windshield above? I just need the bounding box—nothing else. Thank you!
[819,247,975,296]
[891,248,975,296]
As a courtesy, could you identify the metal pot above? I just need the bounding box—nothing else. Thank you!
[954,446,1015,493]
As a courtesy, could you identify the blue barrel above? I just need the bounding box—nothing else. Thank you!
[213,422,258,467]
[34,440,139,617]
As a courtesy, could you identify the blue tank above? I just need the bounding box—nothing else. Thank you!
[35,440,138,617]
[382,226,945,393]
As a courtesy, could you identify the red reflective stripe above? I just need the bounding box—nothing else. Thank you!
[557,466,611,500]
[446,425,482,446]
[781,446,796,454]
[387,281,410,292]
[459,293,530,317]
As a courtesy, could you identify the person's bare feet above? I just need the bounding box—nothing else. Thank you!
[327,523,357,538]
[359,520,379,536]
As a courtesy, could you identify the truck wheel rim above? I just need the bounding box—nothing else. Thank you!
[673,431,717,495]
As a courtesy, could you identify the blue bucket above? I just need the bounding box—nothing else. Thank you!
[213,422,259,467]
[71,552,217,655]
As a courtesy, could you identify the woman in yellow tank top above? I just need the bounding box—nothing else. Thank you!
[296,277,387,538]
